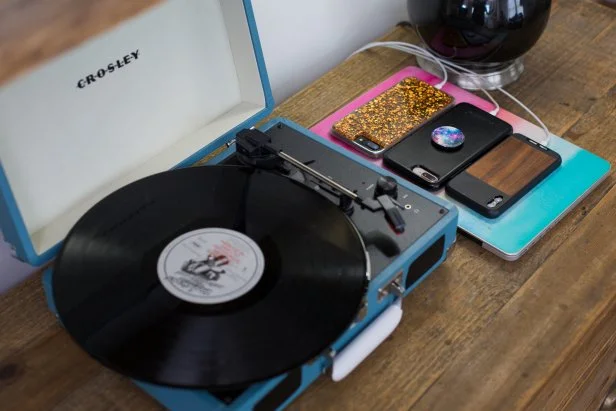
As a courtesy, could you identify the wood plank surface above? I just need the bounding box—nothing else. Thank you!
[0,0,615,410]
[0,0,161,87]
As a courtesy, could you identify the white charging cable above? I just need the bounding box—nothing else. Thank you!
[350,41,500,115]
[349,41,551,145]
[496,86,550,145]
[433,53,550,144]
[354,42,450,89]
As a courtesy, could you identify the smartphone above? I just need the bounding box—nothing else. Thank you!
[383,102,513,190]
[331,77,454,158]
[446,134,562,218]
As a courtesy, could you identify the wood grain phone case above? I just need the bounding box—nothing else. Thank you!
[383,102,513,190]
[331,77,454,158]
[446,134,562,218]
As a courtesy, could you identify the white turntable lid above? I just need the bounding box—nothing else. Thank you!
[0,0,272,264]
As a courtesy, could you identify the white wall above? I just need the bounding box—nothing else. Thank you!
[252,0,407,102]
[0,0,407,293]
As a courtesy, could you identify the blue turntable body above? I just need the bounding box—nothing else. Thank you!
[42,118,458,410]
[0,1,458,409]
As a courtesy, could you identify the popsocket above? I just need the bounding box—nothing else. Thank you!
[431,126,465,150]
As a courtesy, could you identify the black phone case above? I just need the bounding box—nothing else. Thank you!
[383,102,513,190]
[445,134,562,218]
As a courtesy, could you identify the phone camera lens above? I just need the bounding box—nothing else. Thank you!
[412,167,439,183]
[355,135,380,151]
[422,172,437,182]
[487,196,504,208]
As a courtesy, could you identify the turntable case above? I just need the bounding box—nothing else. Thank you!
[0,4,461,410]
[0,0,274,267]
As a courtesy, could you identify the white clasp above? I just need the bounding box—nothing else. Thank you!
[331,299,403,381]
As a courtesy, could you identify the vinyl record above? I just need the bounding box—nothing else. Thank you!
[52,165,368,389]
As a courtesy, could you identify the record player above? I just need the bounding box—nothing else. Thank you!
[0,1,458,409]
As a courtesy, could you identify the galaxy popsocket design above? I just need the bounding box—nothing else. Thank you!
[431,126,465,150]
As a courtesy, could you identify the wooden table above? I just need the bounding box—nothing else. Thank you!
[1,0,615,410]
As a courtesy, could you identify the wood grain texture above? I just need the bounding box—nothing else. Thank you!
[409,185,616,411]
[0,0,161,87]
[466,136,558,196]
[0,0,615,410]
[272,1,616,409]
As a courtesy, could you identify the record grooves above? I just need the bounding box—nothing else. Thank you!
[52,166,368,389]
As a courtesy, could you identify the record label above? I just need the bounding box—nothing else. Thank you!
[157,228,265,304]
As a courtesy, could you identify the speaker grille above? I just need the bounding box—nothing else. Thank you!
[405,236,445,289]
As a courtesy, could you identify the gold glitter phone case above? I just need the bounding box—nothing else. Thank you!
[332,77,454,157]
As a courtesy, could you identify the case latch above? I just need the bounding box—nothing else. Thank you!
[331,299,403,381]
